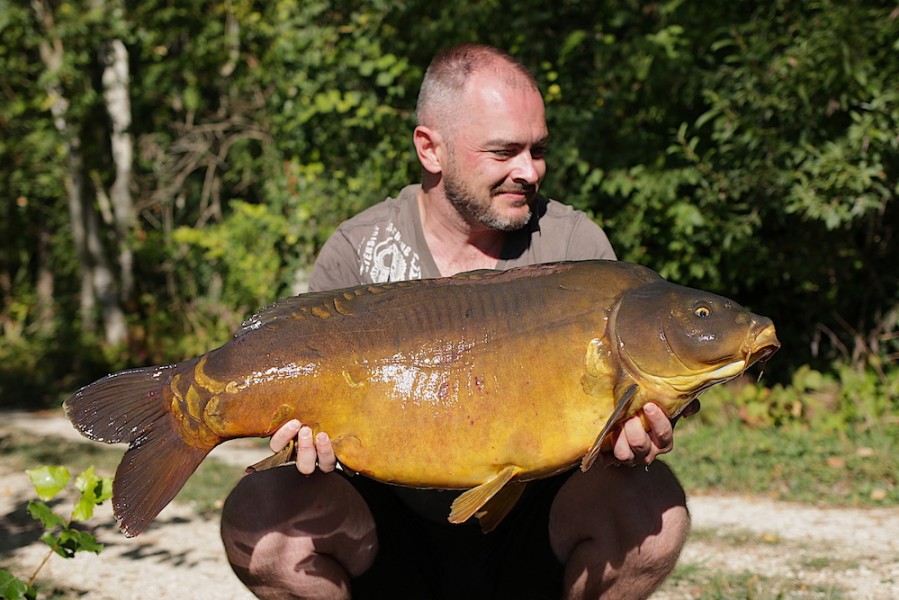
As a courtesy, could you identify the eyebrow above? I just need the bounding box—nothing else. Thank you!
[483,136,550,148]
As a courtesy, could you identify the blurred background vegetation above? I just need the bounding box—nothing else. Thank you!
[1,0,897,460]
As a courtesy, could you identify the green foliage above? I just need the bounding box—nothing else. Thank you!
[698,362,899,432]
[0,466,112,600]
[673,419,898,506]
[173,201,293,309]
[673,360,898,506]
[1,0,896,401]
[661,563,847,600]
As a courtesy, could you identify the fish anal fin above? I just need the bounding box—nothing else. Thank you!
[581,383,639,472]
[246,439,296,474]
[475,481,526,533]
[448,465,520,526]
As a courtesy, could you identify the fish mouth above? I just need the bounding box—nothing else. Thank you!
[742,322,780,367]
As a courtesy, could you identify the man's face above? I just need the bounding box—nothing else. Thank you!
[440,73,549,231]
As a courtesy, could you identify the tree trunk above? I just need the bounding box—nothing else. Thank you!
[101,36,136,302]
[32,0,127,345]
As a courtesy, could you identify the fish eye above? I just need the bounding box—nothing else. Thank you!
[694,305,711,318]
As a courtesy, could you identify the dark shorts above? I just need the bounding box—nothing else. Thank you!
[345,471,572,600]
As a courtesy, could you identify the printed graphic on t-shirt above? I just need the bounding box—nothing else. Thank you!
[358,222,421,283]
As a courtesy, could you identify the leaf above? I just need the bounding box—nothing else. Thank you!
[0,568,36,600]
[58,529,104,556]
[26,465,70,501]
[40,531,71,558]
[27,501,67,530]
[73,467,113,521]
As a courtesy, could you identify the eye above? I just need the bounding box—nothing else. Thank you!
[694,305,711,318]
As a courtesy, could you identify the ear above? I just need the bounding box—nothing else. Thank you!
[413,125,445,175]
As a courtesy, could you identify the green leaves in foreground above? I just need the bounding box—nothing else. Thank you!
[0,465,113,600]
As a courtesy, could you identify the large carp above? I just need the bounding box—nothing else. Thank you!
[65,260,779,537]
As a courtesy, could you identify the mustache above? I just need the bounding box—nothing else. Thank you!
[491,183,537,196]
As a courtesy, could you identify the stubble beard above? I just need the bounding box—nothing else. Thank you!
[443,169,534,232]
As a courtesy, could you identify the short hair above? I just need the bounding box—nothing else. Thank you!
[415,44,539,129]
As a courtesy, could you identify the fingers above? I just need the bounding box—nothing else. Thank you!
[644,403,674,453]
[270,419,301,452]
[314,431,337,473]
[608,403,677,467]
[273,420,337,475]
[296,426,318,474]
[611,416,650,464]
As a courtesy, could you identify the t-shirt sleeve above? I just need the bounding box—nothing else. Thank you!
[566,213,617,261]
[308,230,365,292]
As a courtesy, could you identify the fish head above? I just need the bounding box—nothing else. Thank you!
[614,280,780,415]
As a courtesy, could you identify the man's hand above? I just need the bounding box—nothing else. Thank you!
[605,400,700,467]
[270,419,338,475]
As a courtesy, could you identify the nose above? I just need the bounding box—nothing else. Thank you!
[511,152,543,185]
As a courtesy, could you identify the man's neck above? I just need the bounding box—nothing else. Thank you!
[417,188,506,276]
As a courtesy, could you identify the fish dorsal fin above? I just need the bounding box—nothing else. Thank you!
[581,383,639,472]
[448,465,520,526]
[234,291,347,338]
[475,481,526,533]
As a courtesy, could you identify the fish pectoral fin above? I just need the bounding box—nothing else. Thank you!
[245,439,296,474]
[448,465,521,526]
[475,481,526,533]
[580,383,639,472]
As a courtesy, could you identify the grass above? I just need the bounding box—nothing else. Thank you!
[660,564,848,599]
[669,419,898,506]
[657,525,862,599]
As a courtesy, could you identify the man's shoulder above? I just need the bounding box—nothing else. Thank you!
[316,184,427,287]
[336,185,420,235]
[508,196,616,264]
[538,197,590,225]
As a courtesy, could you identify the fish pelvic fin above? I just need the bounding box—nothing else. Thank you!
[448,465,520,527]
[581,383,639,472]
[63,365,212,537]
[246,439,296,474]
[475,481,526,533]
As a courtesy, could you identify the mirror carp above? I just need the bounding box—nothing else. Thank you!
[64,260,780,537]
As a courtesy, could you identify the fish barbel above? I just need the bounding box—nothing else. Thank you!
[64,260,780,536]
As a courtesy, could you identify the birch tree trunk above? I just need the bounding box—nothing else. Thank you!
[32,0,127,345]
[101,36,136,302]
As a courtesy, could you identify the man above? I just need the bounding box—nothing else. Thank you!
[221,44,693,600]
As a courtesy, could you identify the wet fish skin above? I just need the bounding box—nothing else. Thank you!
[64,260,779,537]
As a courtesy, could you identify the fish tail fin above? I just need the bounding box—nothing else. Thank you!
[64,365,211,537]
[113,418,210,537]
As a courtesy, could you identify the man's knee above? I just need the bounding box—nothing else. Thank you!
[549,463,690,599]
[220,468,378,599]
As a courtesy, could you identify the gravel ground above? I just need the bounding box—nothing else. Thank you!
[2,410,897,599]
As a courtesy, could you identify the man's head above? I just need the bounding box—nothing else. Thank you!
[414,45,549,232]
